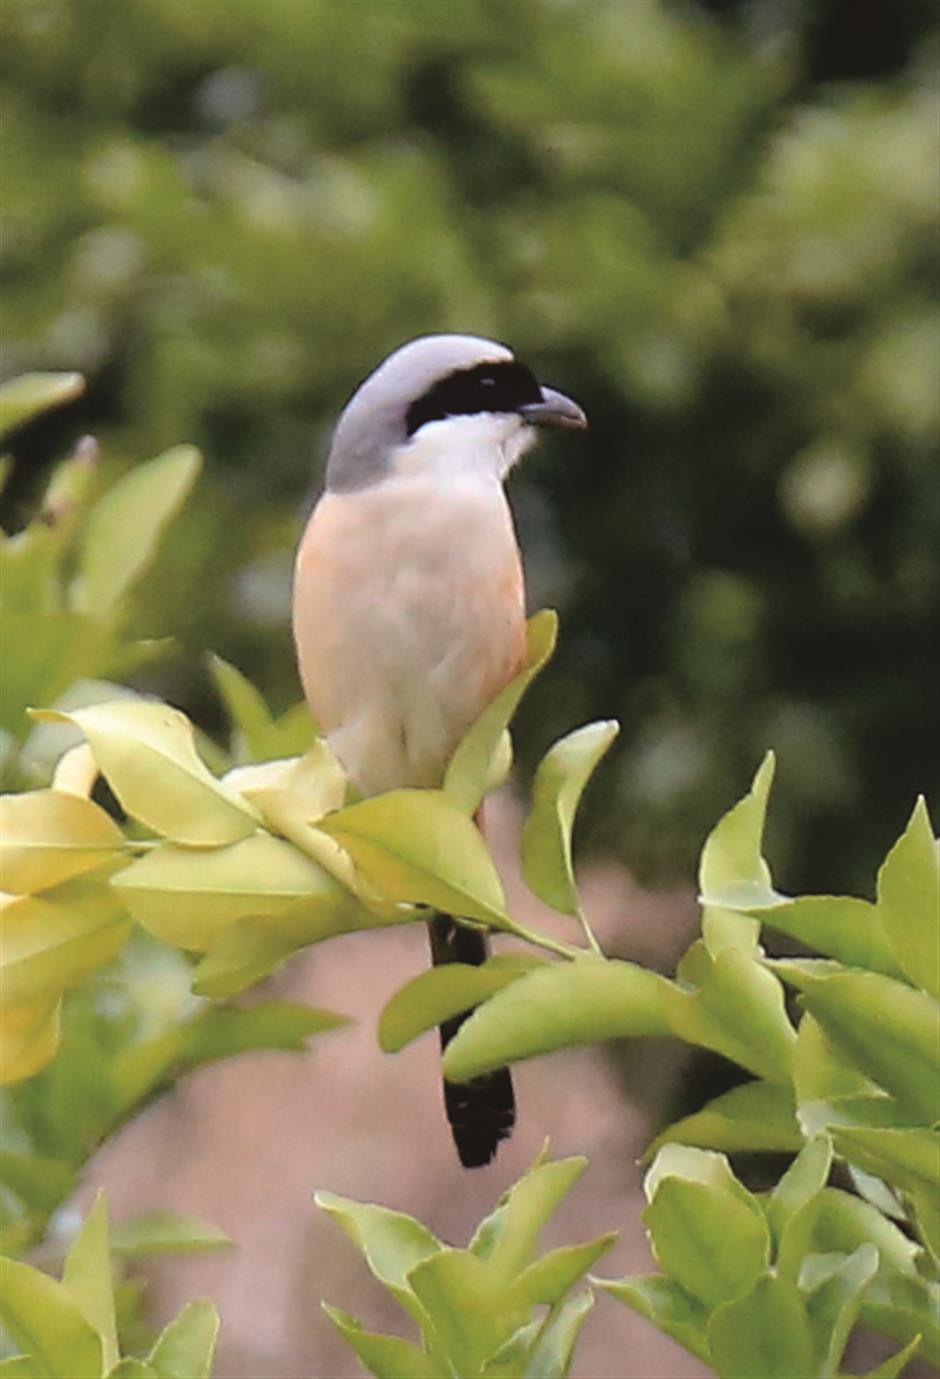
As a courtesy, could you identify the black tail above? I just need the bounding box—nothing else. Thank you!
[428,913,516,1168]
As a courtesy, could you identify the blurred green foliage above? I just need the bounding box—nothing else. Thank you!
[2,0,937,889]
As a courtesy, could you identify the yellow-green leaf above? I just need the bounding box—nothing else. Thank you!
[318,789,510,926]
[521,720,618,916]
[0,373,84,434]
[72,447,201,617]
[0,1256,102,1379]
[112,832,348,950]
[0,996,61,1085]
[31,700,258,846]
[378,954,546,1053]
[0,790,125,894]
[62,1195,119,1373]
[877,797,939,999]
[0,886,131,1006]
[444,610,558,814]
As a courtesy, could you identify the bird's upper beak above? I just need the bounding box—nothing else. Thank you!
[519,385,588,430]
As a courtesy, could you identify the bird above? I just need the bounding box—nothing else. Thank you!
[292,334,587,1167]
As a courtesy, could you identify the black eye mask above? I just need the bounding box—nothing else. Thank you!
[405,360,543,437]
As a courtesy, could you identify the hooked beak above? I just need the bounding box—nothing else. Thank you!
[519,385,588,430]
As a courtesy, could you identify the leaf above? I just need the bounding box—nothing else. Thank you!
[315,1190,441,1319]
[208,656,279,762]
[793,1014,875,1113]
[0,1256,102,1379]
[707,1273,815,1379]
[666,944,796,1083]
[642,1148,770,1309]
[72,447,201,617]
[799,970,940,1124]
[0,1151,75,1211]
[0,996,61,1084]
[62,1194,119,1373]
[512,1235,616,1308]
[112,832,350,950]
[766,1136,833,1249]
[0,790,125,894]
[322,1305,440,1379]
[107,1363,157,1379]
[486,1156,588,1280]
[177,1001,349,1068]
[443,957,674,1081]
[108,1212,234,1259]
[647,1080,802,1158]
[805,1243,880,1378]
[596,1275,710,1364]
[147,1299,218,1379]
[754,896,907,980]
[521,720,618,915]
[444,610,558,814]
[0,887,131,1006]
[0,1358,43,1379]
[408,1249,524,1376]
[814,1188,920,1277]
[31,701,258,846]
[522,1289,595,1379]
[829,1126,939,1195]
[51,743,100,797]
[698,751,779,914]
[0,373,84,434]
[318,789,510,926]
[2,612,112,738]
[877,798,939,999]
[861,1273,939,1369]
[378,954,546,1053]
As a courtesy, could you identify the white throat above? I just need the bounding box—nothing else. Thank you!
[390,413,537,486]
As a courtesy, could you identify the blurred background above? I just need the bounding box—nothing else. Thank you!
[2,1,938,1374]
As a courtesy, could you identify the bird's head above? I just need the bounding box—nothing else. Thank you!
[326,334,587,491]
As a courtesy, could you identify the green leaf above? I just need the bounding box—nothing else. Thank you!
[443,957,673,1081]
[322,1305,440,1379]
[596,1275,710,1363]
[755,896,907,980]
[647,1080,801,1158]
[877,798,939,999]
[147,1299,218,1379]
[32,701,258,846]
[208,656,280,762]
[642,1147,770,1309]
[512,1235,616,1308]
[0,373,84,434]
[666,944,796,1083]
[766,1136,833,1250]
[805,1243,880,1378]
[108,1211,233,1259]
[444,610,557,814]
[0,1357,43,1379]
[0,790,125,894]
[799,970,940,1124]
[861,1273,939,1369]
[112,832,350,951]
[2,612,111,738]
[177,1001,348,1069]
[0,995,61,1084]
[486,1157,588,1280]
[62,1194,118,1373]
[813,1188,920,1277]
[315,1190,441,1318]
[521,720,618,915]
[378,954,545,1053]
[699,752,778,914]
[522,1290,595,1379]
[829,1126,939,1195]
[793,1014,875,1112]
[72,447,201,617]
[318,789,510,926]
[0,886,131,1006]
[0,1151,75,1212]
[106,1363,156,1379]
[0,1256,103,1379]
[408,1248,524,1376]
[707,1273,815,1379]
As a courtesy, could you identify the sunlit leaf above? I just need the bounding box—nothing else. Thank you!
[765,1137,832,1249]
[108,1212,234,1259]
[62,1194,119,1373]
[112,832,349,950]
[707,1273,814,1379]
[699,751,778,914]
[521,720,618,915]
[486,1156,588,1280]
[0,373,84,434]
[72,447,201,617]
[318,789,510,926]
[753,895,906,980]
[596,1275,710,1364]
[444,610,558,814]
[408,1249,524,1376]
[31,700,258,846]
[443,957,674,1081]
[647,1080,801,1158]
[0,790,125,894]
[0,1256,102,1379]
[0,995,61,1084]
[322,1305,439,1379]
[0,886,131,1006]
[799,970,940,1124]
[315,1190,441,1324]
[147,1299,218,1379]
[877,798,939,999]
[512,1235,615,1308]
[378,954,545,1053]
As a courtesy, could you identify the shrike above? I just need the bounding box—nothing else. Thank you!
[293,334,586,1166]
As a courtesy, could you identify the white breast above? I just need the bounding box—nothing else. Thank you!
[293,470,526,794]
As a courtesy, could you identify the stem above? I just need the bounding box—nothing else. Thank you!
[499,917,583,961]
[575,902,604,957]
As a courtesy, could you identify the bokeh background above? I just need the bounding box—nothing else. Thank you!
[2,1,938,1375]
